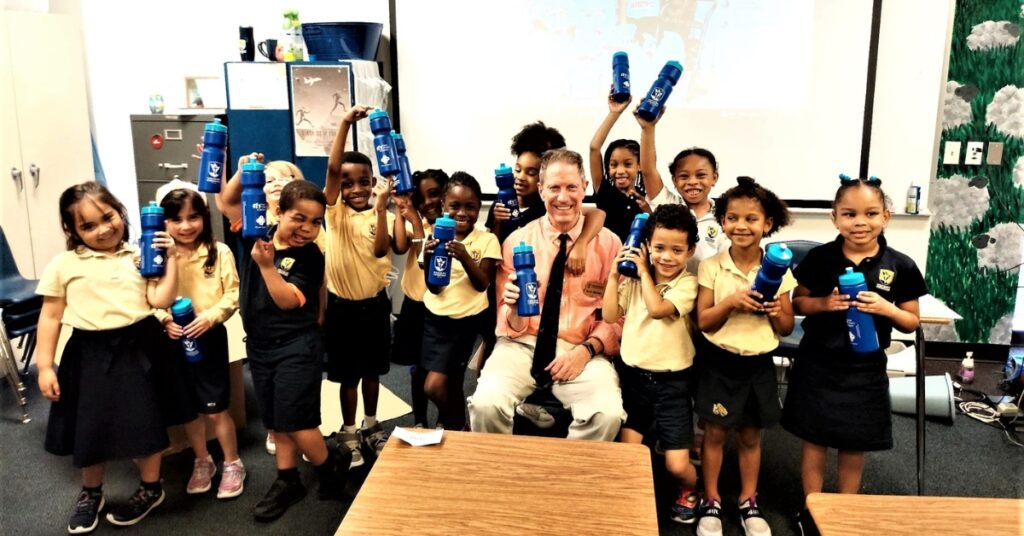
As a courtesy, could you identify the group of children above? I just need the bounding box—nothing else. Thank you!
[34,92,925,536]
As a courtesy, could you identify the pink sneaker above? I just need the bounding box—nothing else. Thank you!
[187,455,216,494]
[216,460,246,499]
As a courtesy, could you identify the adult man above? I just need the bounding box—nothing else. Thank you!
[468,149,625,440]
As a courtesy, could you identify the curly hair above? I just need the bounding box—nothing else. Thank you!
[714,176,791,237]
[510,121,566,157]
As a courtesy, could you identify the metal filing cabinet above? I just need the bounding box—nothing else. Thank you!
[130,114,227,241]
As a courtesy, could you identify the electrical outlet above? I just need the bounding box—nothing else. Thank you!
[943,141,961,165]
[965,141,984,165]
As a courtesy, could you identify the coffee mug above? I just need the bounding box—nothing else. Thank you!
[239,26,255,61]
[258,38,278,61]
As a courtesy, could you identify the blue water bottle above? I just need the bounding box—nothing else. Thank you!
[139,202,166,277]
[427,215,456,287]
[391,131,415,194]
[495,163,520,220]
[636,61,683,121]
[618,212,650,278]
[170,297,205,363]
[611,51,630,103]
[513,241,540,317]
[240,162,269,238]
[197,118,228,193]
[838,267,880,353]
[751,243,793,303]
[368,109,400,176]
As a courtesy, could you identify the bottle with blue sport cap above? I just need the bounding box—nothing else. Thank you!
[427,215,456,287]
[391,131,415,194]
[240,162,269,238]
[513,242,540,317]
[636,61,683,121]
[171,297,205,363]
[139,202,166,277]
[618,212,650,278]
[838,267,880,353]
[369,109,400,176]
[495,163,520,222]
[611,51,630,103]
[751,243,793,303]
[197,118,228,192]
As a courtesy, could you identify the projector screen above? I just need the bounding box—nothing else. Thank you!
[395,0,873,201]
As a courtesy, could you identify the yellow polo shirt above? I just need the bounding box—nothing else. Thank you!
[324,202,394,300]
[422,227,501,319]
[155,242,239,326]
[698,249,797,356]
[618,270,698,371]
[400,219,432,302]
[36,245,154,331]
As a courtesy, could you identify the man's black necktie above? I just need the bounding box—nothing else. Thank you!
[532,233,570,387]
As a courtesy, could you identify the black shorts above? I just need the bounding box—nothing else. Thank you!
[247,329,323,433]
[695,343,780,429]
[324,291,391,386]
[183,324,231,414]
[617,361,694,450]
[421,310,482,374]
[391,297,426,366]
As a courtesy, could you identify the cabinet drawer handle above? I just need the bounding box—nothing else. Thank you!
[159,163,189,170]
[28,163,39,188]
[10,167,22,191]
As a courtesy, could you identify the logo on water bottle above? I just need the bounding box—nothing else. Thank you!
[511,208,521,218]
[526,282,539,300]
[651,87,665,101]
[433,256,448,273]
[184,339,198,353]
[256,214,266,226]
[208,162,222,178]
[154,254,164,266]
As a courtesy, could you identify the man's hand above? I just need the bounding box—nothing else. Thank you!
[546,345,590,382]
[502,272,520,306]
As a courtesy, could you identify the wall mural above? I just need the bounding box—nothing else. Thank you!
[929,0,1023,344]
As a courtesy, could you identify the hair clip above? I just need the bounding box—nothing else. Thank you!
[838,173,882,185]
[839,173,855,182]
[866,175,881,184]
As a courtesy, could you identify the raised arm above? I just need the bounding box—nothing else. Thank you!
[146,232,178,309]
[636,107,666,200]
[326,104,371,205]
[217,152,263,225]
[566,206,607,276]
[589,91,633,193]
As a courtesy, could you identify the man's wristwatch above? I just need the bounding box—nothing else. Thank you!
[581,340,597,358]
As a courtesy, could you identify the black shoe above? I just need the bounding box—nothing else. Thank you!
[795,508,821,536]
[104,486,164,527]
[253,478,307,522]
[68,490,104,534]
[318,446,353,500]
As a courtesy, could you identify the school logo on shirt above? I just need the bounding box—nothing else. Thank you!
[204,264,216,278]
[278,257,295,278]
[368,223,377,237]
[877,269,894,292]
[471,249,481,261]
[706,226,719,245]
[712,403,729,417]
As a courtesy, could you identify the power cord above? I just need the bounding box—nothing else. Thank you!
[952,381,1024,448]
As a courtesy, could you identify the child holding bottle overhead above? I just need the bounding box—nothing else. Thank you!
[602,204,701,525]
[36,182,194,533]
[155,181,245,500]
[391,168,449,428]
[694,177,794,536]
[323,105,408,467]
[420,172,501,431]
[636,107,729,274]
[589,89,649,241]
[781,176,925,535]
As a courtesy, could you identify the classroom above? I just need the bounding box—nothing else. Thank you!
[0,0,1022,534]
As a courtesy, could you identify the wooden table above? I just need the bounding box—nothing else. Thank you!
[337,431,658,535]
[807,492,1024,535]
[914,294,961,494]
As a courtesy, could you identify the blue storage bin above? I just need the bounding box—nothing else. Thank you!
[302,22,382,61]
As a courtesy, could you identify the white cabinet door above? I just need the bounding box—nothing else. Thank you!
[6,12,93,276]
[0,13,34,278]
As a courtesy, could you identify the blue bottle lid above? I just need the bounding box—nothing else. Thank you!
[434,214,456,230]
[633,213,650,223]
[242,162,265,172]
[495,163,513,176]
[170,297,193,316]
[513,241,533,255]
[613,51,628,63]
[369,109,389,121]
[390,131,404,141]
[838,266,865,286]
[204,118,227,133]
[765,243,793,264]
[662,61,684,83]
[141,201,164,216]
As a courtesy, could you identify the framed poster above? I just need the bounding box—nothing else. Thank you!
[289,64,355,157]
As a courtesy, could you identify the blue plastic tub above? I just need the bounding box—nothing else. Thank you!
[302,22,383,61]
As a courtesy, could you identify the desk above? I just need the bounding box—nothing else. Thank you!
[337,431,658,535]
[915,294,961,495]
[807,492,1023,535]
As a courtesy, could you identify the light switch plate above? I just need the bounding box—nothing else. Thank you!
[987,142,1004,165]
[965,141,984,165]
[943,141,961,165]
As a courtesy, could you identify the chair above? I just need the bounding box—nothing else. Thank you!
[0,226,38,423]
[769,240,821,399]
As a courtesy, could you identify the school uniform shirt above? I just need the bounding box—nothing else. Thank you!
[423,227,501,319]
[36,245,154,331]
[324,202,395,300]
[154,242,239,326]
[400,219,432,302]
[617,270,698,371]
[239,228,324,341]
[796,235,927,351]
[497,214,623,355]
[595,175,646,242]
[698,248,797,356]
[647,189,729,274]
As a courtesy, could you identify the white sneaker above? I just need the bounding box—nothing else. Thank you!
[739,495,771,536]
[515,402,555,429]
[338,430,364,468]
[265,432,276,455]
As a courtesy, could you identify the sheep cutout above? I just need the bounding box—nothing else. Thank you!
[943,81,975,130]
[973,222,1024,272]
[1014,155,1024,188]
[966,20,1021,50]
[929,174,990,231]
[923,322,959,343]
[986,85,1024,138]
[988,313,1014,345]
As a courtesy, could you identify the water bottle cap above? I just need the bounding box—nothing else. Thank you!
[662,61,684,82]
[513,241,533,254]
[434,214,456,229]
[838,267,865,286]
[369,109,389,120]
[634,213,649,222]
[390,131,404,141]
[613,51,628,62]
[495,163,513,176]
[170,297,193,315]
[242,162,265,172]
[141,201,164,215]
[766,243,793,263]
[204,118,228,133]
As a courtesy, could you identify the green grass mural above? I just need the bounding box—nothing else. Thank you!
[929,0,1023,343]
